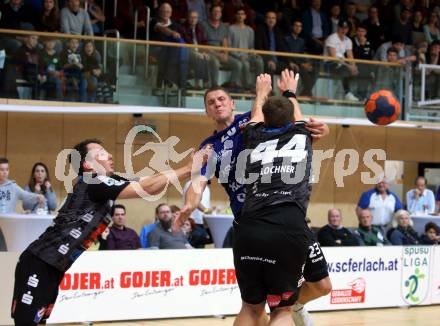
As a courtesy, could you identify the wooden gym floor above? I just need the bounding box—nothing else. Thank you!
[63,305,439,325]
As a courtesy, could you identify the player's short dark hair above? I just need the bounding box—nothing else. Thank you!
[0,157,8,165]
[203,86,231,104]
[262,96,294,128]
[425,222,438,233]
[70,138,103,175]
[387,47,398,55]
[111,204,126,216]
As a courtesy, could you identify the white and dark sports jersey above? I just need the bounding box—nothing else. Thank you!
[242,121,313,214]
[27,174,129,271]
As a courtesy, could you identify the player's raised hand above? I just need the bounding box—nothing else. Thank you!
[276,69,300,94]
[305,117,330,140]
[173,204,192,232]
[255,73,272,98]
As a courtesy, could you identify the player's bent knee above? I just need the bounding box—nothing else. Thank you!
[314,277,332,295]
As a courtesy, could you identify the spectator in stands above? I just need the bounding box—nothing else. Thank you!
[0,44,18,98]
[202,4,241,89]
[113,0,148,39]
[35,0,61,32]
[61,38,86,101]
[106,204,141,250]
[14,35,42,98]
[284,19,317,96]
[228,7,264,90]
[181,10,211,89]
[276,0,302,34]
[0,157,44,214]
[375,0,395,32]
[317,208,359,246]
[255,11,289,75]
[23,162,57,214]
[166,0,188,24]
[353,208,388,246]
[139,204,166,248]
[87,0,105,35]
[412,9,425,33]
[329,3,342,34]
[376,47,403,95]
[223,0,254,28]
[406,176,436,214]
[393,0,414,23]
[187,0,208,22]
[388,209,420,245]
[148,203,192,249]
[0,0,35,31]
[374,36,416,64]
[391,8,413,45]
[60,0,94,35]
[356,176,404,230]
[324,19,359,101]
[363,5,388,51]
[39,37,63,100]
[352,24,373,100]
[82,40,102,102]
[425,40,440,99]
[420,222,440,244]
[344,1,360,38]
[302,0,330,54]
[424,11,440,44]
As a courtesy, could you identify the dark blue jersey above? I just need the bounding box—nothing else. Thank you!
[200,111,251,217]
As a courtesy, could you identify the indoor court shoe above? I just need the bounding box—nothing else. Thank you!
[292,304,314,326]
[344,92,359,101]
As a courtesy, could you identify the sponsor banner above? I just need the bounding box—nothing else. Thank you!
[40,246,440,323]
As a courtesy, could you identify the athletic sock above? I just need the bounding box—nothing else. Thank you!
[292,302,304,312]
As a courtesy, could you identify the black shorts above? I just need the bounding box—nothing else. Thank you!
[303,234,329,282]
[11,250,65,326]
[233,203,312,311]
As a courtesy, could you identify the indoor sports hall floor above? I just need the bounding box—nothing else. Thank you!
[64,305,439,325]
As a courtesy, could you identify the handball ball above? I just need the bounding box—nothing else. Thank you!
[364,90,401,125]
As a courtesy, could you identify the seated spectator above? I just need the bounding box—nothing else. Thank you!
[228,8,264,90]
[60,0,94,36]
[329,4,341,34]
[424,11,440,45]
[255,11,289,74]
[82,40,102,102]
[14,35,42,98]
[181,10,210,89]
[391,8,413,45]
[0,158,44,214]
[139,204,166,248]
[406,176,435,214]
[113,0,148,39]
[344,1,360,38]
[301,0,330,54]
[353,208,388,246]
[35,0,60,32]
[87,0,105,35]
[151,2,189,89]
[61,38,86,101]
[223,0,254,27]
[388,209,420,245]
[284,19,317,96]
[187,0,208,22]
[324,19,359,101]
[393,0,414,23]
[374,36,416,64]
[172,204,210,248]
[420,222,440,244]
[352,24,373,100]
[317,208,359,247]
[376,0,394,32]
[106,204,141,250]
[412,9,425,33]
[148,203,192,249]
[201,4,241,89]
[276,0,302,34]
[362,5,388,52]
[356,176,404,230]
[166,0,188,24]
[0,0,35,31]
[23,162,57,214]
[425,40,440,99]
[39,37,63,100]
[375,47,402,96]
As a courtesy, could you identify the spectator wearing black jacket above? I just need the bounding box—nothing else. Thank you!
[301,0,330,54]
[318,208,359,247]
[420,222,440,245]
[352,24,373,100]
[362,5,388,51]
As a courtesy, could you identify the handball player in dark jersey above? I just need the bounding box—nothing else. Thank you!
[234,71,317,325]
[11,139,203,326]
[179,70,330,325]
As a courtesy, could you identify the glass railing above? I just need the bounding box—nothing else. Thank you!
[0,28,407,120]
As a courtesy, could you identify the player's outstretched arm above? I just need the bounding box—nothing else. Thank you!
[176,177,209,228]
[249,73,272,124]
[277,69,303,121]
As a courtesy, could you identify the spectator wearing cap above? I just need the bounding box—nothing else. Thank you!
[423,11,440,45]
[362,5,388,51]
[106,204,141,250]
[317,209,359,247]
[391,8,413,45]
[324,19,359,101]
[406,176,435,215]
[301,0,330,55]
[356,177,404,230]
[374,36,416,64]
[353,208,388,246]
[60,0,94,35]
[420,222,440,245]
